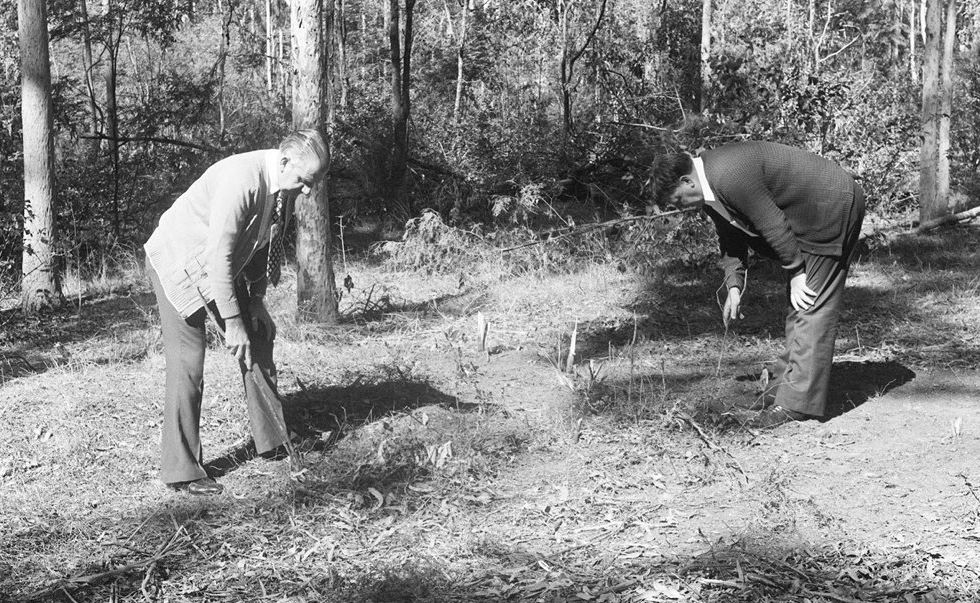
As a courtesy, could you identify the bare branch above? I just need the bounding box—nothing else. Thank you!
[499,208,697,252]
[569,0,608,68]
[79,133,229,153]
[916,205,980,233]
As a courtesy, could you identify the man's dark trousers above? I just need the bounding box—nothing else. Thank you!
[148,263,288,485]
[773,182,866,416]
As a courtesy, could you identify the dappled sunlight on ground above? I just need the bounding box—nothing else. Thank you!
[1,225,979,601]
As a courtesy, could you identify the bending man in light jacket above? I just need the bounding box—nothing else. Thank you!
[144,129,328,495]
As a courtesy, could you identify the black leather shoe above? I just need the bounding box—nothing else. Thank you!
[748,405,813,428]
[259,445,290,461]
[173,477,224,496]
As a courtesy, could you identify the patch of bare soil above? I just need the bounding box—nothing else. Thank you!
[0,226,978,602]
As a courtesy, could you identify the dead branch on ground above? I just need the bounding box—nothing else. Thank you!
[916,205,980,233]
[676,411,748,481]
[27,524,192,600]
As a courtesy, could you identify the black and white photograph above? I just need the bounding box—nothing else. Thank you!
[1,0,979,601]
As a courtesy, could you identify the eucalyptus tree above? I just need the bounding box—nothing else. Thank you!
[17,0,63,311]
[919,0,957,225]
[291,0,338,322]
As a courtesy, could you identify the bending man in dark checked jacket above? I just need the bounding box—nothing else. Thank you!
[144,129,328,495]
[651,141,865,428]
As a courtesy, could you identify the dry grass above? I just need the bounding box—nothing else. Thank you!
[1,222,979,602]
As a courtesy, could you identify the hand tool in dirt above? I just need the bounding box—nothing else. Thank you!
[193,286,302,472]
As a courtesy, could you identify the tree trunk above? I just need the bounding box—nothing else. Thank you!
[556,0,607,137]
[700,0,712,112]
[102,1,121,239]
[323,0,335,124]
[216,2,232,140]
[78,0,101,157]
[387,0,415,215]
[936,0,956,211]
[919,0,956,224]
[453,0,469,123]
[909,0,918,84]
[559,0,572,135]
[265,0,273,93]
[278,28,287,100]
[335,0,348,109]
[18,0,62,312]
[290,0,338,323]
[920,0,928,42]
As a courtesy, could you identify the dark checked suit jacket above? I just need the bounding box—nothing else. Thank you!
[700,141,857,291]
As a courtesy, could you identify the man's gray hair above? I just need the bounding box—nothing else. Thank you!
[279,129,328,169]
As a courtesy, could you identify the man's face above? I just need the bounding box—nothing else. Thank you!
[279,155,325,196]
[669,175,705,210]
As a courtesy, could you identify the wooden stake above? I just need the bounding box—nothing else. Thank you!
[565,321,578,373]
[476,312,488,352]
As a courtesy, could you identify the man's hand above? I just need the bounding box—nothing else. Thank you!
[723,286,743,327]
[789,271,816,312]
[248,297,277,341]
[224,316,252,367]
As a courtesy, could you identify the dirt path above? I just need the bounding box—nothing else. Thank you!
[763,368,980,567]
[371,332,980,600]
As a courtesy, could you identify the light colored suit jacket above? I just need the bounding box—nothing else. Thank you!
[144,149,282,319]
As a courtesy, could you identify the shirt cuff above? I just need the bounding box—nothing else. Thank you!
[216,298,241,320]
[782,257,805,273]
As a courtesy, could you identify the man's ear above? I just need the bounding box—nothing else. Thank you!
[679,175,695,188]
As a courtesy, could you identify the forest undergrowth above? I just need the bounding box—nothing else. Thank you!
[1,220,979,602]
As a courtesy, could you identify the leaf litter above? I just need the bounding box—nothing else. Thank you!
[1,229,980,601]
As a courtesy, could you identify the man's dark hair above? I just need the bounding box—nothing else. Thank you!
[648,153,693,208]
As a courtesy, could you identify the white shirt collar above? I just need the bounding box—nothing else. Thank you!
[692,157,716,202]
[265,149,282,194]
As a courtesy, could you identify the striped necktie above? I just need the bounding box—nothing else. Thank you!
[267,192,286,286]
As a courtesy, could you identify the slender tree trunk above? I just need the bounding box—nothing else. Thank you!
[919,0,956,224]
[559,0,572,135]
[402,1,414,114]
[557,0,607,136]
[387,0,415,214]
[290,0,338,322]
[105,40,120,238]
[335,0,348,109]
[920,0,928,42]
[700,0,711,112]
[920,0,940,220]
[453,0,469,123]
[323,0,335,124]
[216,2,233,140]
[936,0,956,211]
[101,0,121,239]
[18,0,62,312]
[78,0,101,157]
[278,28,287,100]
[909,0,918,84]
[265,0,273,93]
[360,10,367,82]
